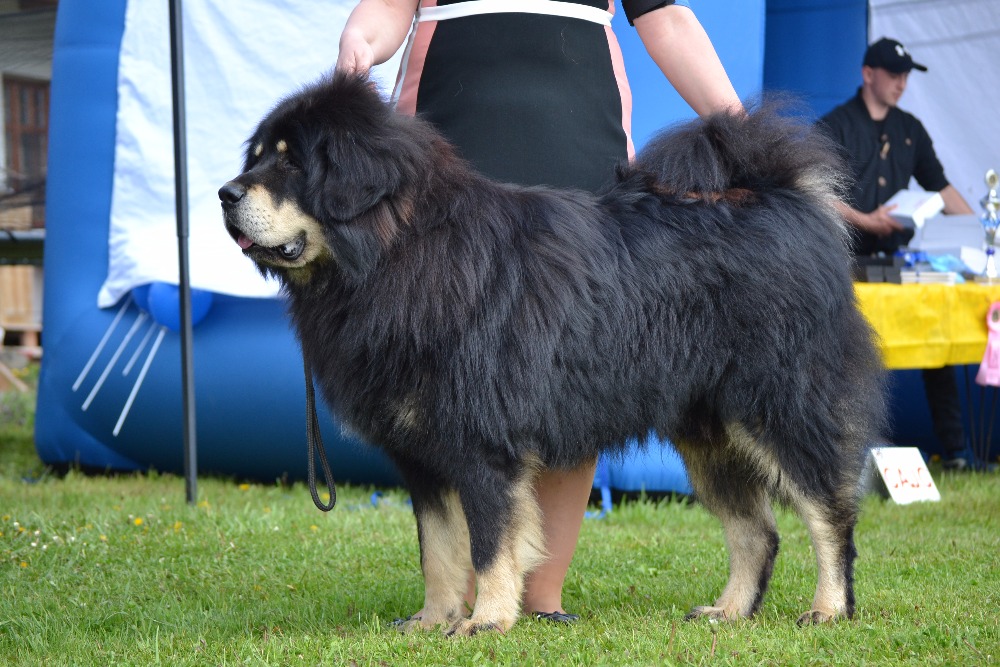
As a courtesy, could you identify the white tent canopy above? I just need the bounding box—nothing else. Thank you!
[100,0,401,307]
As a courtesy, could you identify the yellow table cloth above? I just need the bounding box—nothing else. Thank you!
[855,283,1000,370]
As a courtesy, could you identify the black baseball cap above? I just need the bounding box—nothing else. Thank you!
[863,38,927,73]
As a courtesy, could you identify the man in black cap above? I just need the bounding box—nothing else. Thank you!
[819,37,976,471]
[819,37,974,254]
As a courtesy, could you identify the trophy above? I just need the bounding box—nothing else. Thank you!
[978,169,1000,283]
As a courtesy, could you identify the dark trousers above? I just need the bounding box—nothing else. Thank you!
[922,366,965,457]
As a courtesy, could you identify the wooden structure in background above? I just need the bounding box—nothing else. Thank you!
[0,264,41,349]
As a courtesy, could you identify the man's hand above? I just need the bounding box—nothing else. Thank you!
[834,200,905,237]
[857,204,905,236]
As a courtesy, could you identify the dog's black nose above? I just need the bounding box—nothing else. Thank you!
[218,182,246,205]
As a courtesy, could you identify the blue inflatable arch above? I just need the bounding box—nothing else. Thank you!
[36,0,766,493]
[37,0,398,483]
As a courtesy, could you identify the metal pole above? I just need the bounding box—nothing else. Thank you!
[168,0,198,504]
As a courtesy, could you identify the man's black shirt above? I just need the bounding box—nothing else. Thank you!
[818,88,950,255]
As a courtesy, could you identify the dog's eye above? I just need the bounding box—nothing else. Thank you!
[281,154,302,172]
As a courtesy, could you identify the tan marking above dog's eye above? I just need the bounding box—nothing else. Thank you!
[276,140,288,153]
[253,143,263,157]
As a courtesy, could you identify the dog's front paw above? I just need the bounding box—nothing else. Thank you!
[394,615,431,634]
[684,605,743,622]
[796,609,844,626]
[445,618,507,637]
[393,608,464,633]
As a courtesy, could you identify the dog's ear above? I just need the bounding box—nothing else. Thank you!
[316,132,404,221]
[325,221,384,283]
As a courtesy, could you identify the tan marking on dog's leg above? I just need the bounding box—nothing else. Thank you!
[687,496,778,621]
[719,500,778,618]
[684,426,780,622]
[724,423,784,486]
[400,491,472,633]
[788,492,854,625]
[731,416,860,626]
[448,462,545,637]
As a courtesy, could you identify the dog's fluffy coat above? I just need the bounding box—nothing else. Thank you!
[220,73,886,636]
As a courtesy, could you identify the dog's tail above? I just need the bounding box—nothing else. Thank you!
[632,100,848,224]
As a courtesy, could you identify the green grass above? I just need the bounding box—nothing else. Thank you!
[2,369,999,666]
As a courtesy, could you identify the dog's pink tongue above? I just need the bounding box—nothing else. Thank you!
[237,234,254,250]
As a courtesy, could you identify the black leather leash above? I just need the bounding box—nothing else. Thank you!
[303,354,337,511]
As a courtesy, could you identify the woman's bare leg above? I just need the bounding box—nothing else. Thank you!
[522,459,597,614]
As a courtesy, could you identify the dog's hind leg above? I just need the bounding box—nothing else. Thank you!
[785,480,860,625]
[678,436,781,621]
[398,487,474,633]
[446,457,546,637]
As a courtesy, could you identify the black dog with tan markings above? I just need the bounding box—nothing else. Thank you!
[219,73,885,636]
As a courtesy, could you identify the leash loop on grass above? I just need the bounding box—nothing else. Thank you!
[304,354,337,511]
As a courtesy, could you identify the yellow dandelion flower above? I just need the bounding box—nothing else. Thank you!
[173,521,183,532]
[263,507,272,514]
[2,514,9,521]
[20,561,28,568]
[99,535,108,542]
[310,525,319,532]
[239,483,250,491]
[133,518,143,526]
[198,500,210,509]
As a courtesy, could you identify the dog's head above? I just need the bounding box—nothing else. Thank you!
[219,72,429,283]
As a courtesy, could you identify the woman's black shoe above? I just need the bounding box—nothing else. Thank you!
[533,611,580,623]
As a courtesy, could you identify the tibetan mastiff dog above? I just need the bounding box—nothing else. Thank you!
[220,72,885,636]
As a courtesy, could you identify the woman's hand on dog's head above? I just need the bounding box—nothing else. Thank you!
[336,27,376,75]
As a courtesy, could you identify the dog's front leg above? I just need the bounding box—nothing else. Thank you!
[398,489,473,633]
[447,461,545,637]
